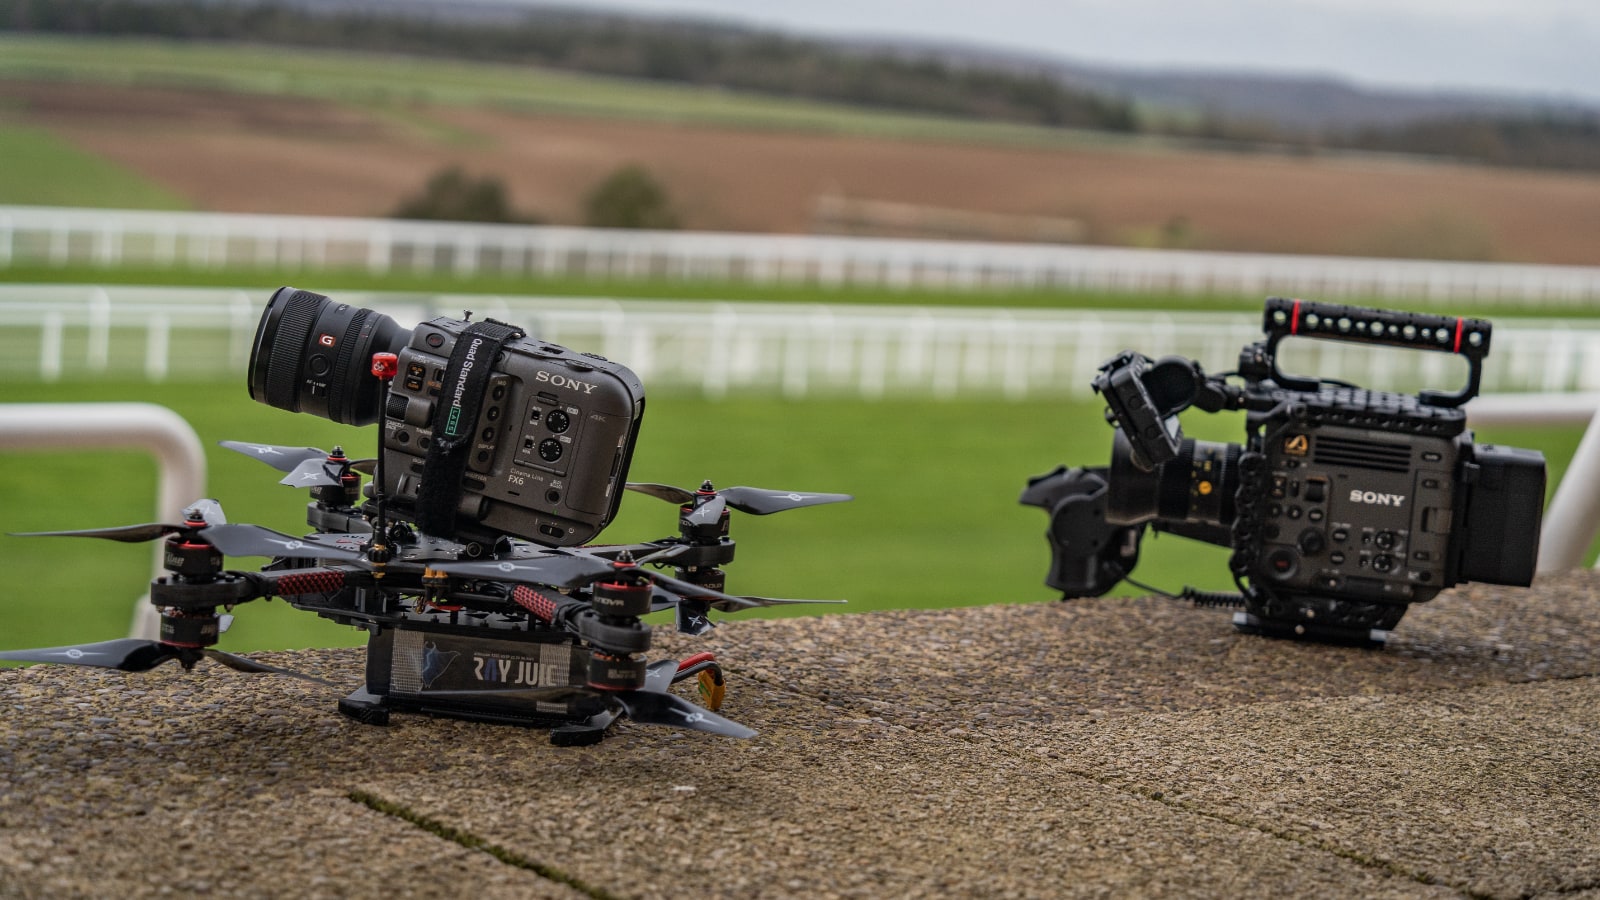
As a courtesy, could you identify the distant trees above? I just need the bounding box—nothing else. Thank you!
[583,166,679,230]
[391,166,532,224]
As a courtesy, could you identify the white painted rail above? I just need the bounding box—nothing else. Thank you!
[5,206,1600,304]
[0,403,207,639]
[6,286,1600,399]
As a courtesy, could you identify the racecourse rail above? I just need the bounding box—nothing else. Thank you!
[5,285,1600,399]
[5,206,1600,303]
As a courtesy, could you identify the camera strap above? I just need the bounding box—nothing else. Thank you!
[415,320,524,537]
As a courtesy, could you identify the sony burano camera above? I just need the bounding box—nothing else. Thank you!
[248,287,645,547]
[1022,297,1546,642]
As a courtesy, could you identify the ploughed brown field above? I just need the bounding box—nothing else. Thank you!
[9,80,1600,265]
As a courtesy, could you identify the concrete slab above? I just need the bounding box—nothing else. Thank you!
[2,571,1597,897]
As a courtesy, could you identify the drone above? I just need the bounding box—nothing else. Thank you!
[0,440,851,746]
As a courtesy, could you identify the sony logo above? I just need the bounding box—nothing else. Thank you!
[535,370,597,394]
[1349,490,1406,507]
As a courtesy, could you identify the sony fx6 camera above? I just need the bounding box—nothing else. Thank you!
[1022,297,1546,642]
[248,287,645,547]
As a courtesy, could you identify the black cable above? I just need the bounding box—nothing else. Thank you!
[1124,576,1246,608]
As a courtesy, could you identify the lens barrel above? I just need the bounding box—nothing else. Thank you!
[1105,430,1240,527]
[248,287,409,426]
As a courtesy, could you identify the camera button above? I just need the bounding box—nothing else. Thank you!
[1308,509,1324,522]
[426,333,445,348]
[1286,506,1303,519]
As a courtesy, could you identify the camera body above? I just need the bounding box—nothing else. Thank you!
[1022,297,1546,641]
[249,288,645,547]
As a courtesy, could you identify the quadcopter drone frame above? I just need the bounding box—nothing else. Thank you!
[2,356,851,746]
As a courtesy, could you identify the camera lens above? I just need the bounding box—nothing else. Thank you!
[1105,430,1240,528]
[248,287,409,426]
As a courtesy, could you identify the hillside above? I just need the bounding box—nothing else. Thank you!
[4,0,1600,171]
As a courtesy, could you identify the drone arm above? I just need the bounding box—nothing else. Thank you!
[255,567,370,598]
[509,585,652,656]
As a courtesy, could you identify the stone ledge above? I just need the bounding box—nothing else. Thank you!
[3,571,1598,898]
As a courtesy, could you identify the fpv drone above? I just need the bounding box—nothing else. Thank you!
[1,440,850,746]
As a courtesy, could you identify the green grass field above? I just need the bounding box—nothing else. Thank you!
[0,33,1148,151]
[0,125,189,209]
[0,378,1587,655]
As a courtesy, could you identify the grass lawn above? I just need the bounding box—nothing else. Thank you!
[0,379,1587,655]
[0,125,189,209]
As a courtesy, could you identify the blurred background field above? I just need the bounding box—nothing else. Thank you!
[4,8,1600,653]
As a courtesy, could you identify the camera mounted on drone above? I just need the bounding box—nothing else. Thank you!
[1022,297,1545,643]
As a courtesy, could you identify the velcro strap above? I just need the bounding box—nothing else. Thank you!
[415,320,524,536]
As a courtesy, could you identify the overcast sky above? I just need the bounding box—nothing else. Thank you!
[525,0,1600,103]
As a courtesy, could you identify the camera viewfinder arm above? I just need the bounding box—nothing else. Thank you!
[1262,297,1491,407]
[1092,352,1203,471]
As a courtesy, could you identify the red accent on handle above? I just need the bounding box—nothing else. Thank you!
[371,352,399,380]
[1290,299,1302,335]
[1453,317,1463,353]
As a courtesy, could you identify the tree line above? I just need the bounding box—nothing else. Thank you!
[3,0,1598,172]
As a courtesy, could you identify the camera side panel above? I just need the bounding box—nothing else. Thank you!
[381,319,645,546]
[1251,423,1458,606]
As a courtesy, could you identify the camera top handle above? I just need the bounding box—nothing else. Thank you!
[1261,297,1491,408]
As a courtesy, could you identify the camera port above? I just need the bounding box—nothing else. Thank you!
[546,410,571,433]
[546,489,561,504]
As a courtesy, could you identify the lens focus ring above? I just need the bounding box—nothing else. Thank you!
[263,290,326,412]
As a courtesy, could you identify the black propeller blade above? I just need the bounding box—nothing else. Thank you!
[10,499,228,542]
[433,553,617,587]
[627,481,852,515]
[0,638,332,685]
[220,441,325,474]
[436,550,755,609]
[198,524,367,562]
[222,441,375,488]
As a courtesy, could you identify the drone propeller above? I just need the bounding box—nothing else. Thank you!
[221,441,375,488]
[10,498,229,543]
[14,514,366,563]
[627,481,852,516]
[0,637,333,685]
[198,524,368,562]
[435,550,759,609]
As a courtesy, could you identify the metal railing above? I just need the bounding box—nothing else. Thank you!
[0,403,206,639]
[5,205,1600,303]
[6,285,1600,399]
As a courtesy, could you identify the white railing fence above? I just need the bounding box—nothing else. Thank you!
[5,206,1600,304]
[0,403,206,640]
[5,286,1600,400]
